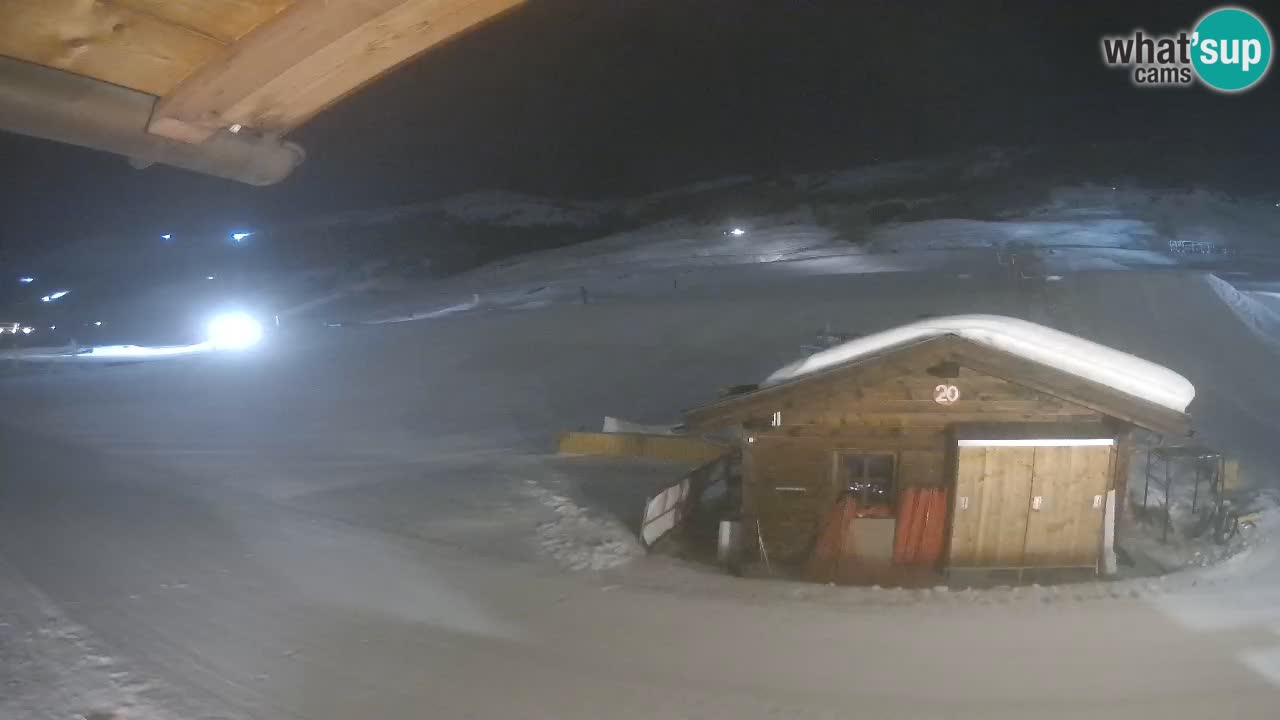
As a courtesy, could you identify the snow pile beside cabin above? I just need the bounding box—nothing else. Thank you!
[765,314,1195,413]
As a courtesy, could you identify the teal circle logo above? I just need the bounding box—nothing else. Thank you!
[1192,7,1272,92]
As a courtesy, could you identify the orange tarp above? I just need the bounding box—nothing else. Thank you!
[893,488,948,567]
[805,497,891,583]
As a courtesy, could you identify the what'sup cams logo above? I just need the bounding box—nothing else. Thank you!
[1102,6,1272,92]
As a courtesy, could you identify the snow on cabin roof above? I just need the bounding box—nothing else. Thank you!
[764,314,1195,413]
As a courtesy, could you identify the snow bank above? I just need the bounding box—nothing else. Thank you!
[1207,276,1280,353]
[765,314,1195,413]
[522,479,642,571]
[0,342,215,363]
[0,556,174,720]
[364,294,481,324]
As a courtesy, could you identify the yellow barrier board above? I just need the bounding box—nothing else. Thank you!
[557,432,725,465]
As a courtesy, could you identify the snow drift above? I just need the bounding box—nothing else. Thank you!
[764,314,1195,413]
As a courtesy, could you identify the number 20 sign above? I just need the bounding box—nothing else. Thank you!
[933,384,960,404]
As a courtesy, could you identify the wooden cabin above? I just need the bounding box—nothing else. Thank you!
[684,332,1191,583]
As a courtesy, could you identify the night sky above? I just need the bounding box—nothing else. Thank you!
[2,0,1277,261]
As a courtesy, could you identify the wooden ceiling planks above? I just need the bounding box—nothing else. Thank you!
[147,0,526,143]
[0,0,229,95]
[0,0,523,143]
[108,0,295,44]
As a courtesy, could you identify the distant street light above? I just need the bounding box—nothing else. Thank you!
[18,276,33,284]
[162,234,172,240]
[93,321,102,327]
[729,227,746,236]
[21,327,32,334]
[40,290,70,302]
[231,232,253,242]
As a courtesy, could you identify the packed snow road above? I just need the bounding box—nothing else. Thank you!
[3,266,1280,718]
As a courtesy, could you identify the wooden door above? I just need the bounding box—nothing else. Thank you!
[948,445,1035,567]
[949,439,1114,571]
[1022,444,1113,567]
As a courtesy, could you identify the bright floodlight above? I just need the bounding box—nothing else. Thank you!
[18,276,33,283]
[231,232,253,242]
[207,312,263,350]
[729,227,746,236]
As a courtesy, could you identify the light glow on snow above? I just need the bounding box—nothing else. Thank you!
[207,312,264,350]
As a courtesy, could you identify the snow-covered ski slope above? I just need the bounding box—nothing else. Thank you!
[449,192,1250,287]
[6,253,1280,717]
[9,147,1280,717]
[4,267,1276,489]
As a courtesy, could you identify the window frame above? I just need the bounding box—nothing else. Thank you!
[831,449,899,510]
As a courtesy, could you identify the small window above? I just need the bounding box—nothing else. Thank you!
[837,452,896,510]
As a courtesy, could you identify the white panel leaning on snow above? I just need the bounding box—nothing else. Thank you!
[763,314,1195,413]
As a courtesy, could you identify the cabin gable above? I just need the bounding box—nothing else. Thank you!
[742,362,1102,431]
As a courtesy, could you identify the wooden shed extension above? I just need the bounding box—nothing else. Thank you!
[684,334,1190,579]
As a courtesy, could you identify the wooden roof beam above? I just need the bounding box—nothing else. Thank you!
[147,0,525,144]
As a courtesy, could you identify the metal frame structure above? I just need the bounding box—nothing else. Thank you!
[1141,445,1225,542]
